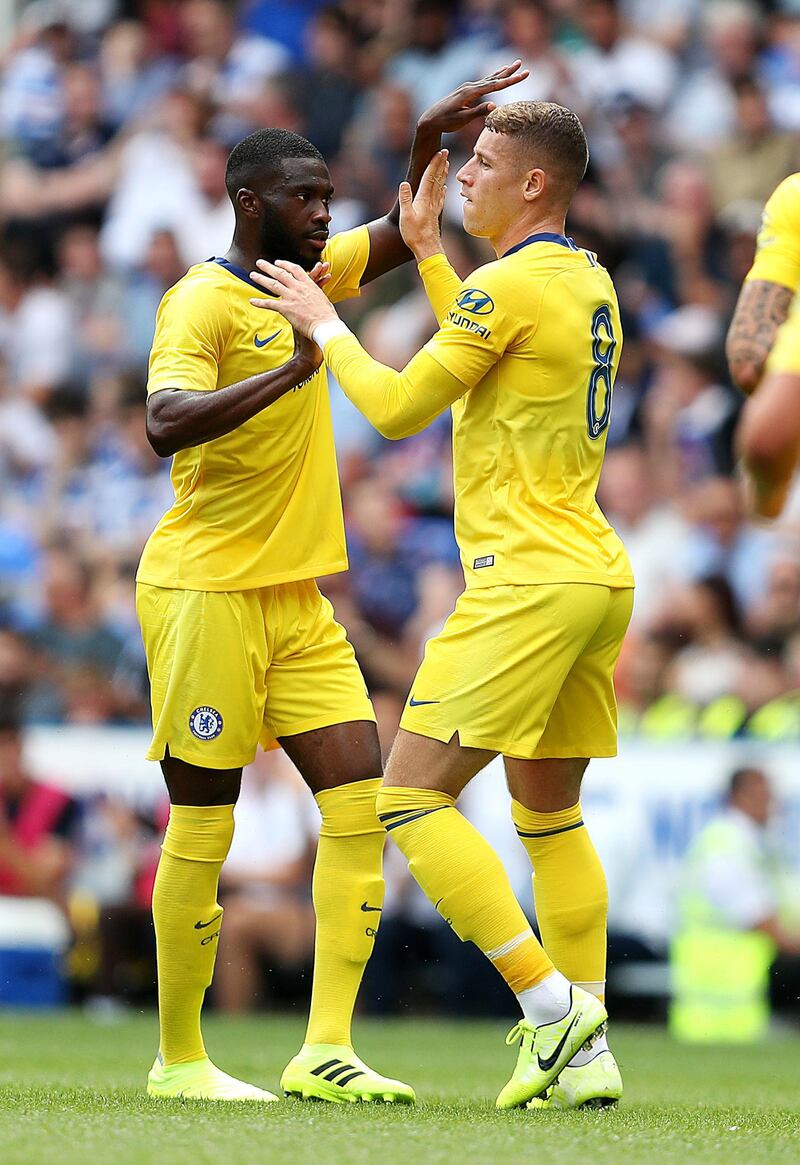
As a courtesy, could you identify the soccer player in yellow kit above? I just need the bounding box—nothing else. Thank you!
[136,64,529,1104]
[251,101,634,1110]
[727,173,800,517]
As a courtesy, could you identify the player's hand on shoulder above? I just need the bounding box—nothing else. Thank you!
[400,150,448,261]
[250,259,338,339]
[417,60,529,134]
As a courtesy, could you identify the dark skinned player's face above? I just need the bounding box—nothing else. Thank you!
[253,157,333,270]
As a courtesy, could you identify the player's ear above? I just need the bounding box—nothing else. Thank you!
[236,188,261,219]
[522,167,546,203]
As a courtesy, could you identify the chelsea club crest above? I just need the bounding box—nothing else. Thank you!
[189,706,224,740]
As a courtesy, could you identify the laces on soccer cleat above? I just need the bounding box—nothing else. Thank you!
[505,1021,530,1047]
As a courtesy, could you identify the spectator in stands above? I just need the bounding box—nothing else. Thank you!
[682,476,773,611]
[708,76,800,213]
[481,0,572,108]
[98,19,179,131]
[665,0,763,149]
[0,703,80,908]
[179,0,291,117]
[644,305,740,495]
[0,235,75,404]
[26,548,125,723]
[300,6,362,161]
[30,61,114,171]
[56,224,128,379]
[597,442,692,627]
[662,575,755,707]
[568,0,677,165]
[388,0,488,119]
[0,2,77,155]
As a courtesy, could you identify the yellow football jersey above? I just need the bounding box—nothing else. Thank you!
[325,234,633,590]
[137,226,370,590]
[745,173,800,376]
[746,172,800,292]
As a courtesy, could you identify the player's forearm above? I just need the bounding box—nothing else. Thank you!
[737,371,800,517]
[146,354,318,457]
[386,122,442,230]
[418,253,462,325]
[726,280,793,395]
[361,125,445,281]
[320,327,465,440]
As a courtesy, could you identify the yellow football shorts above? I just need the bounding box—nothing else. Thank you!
[136,578,375,769]
[399,582,634,760]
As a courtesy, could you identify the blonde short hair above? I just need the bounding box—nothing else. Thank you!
[485,101,589,198]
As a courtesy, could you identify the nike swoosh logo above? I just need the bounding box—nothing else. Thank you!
[194,912,223,930]
[537,1013,579,1073]
[360,902,382,913]
[254,330,281,347]
[408,697,439,707]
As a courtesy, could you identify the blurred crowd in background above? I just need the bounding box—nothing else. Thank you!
[3,0,800,738]
[3,0,800,1014]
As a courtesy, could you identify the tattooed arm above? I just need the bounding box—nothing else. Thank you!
[726,279,794,395]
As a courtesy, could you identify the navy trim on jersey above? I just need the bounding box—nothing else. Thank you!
[210,256,265,290]
[502,232,576,257]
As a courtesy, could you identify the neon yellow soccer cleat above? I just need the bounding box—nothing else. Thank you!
[527,1049,623,1110]
[496,986,607,1110]
[147,1054,279,1102]
[281,1044,416,1104]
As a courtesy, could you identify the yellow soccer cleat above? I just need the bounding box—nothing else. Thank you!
[527,1049,623,1110]
[281,1044,415,1104]
[496,986,607,1110]
[147,1054,279,1102]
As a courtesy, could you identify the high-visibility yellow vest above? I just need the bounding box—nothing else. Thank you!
[669,817,776,1044]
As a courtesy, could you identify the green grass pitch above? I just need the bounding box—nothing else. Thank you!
[0,1012,797,1165]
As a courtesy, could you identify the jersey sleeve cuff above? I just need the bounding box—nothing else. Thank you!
[312,319,353,349]
[417,252,450,274]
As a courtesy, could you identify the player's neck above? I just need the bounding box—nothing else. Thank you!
[491,214,567,258]
[224,238,260,271]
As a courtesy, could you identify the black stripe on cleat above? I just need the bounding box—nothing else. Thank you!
[310,1059,341,1076]
[324,1064,355,1082]
[336,1070,365,1087]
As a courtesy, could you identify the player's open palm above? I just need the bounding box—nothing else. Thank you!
[400,149,448,262]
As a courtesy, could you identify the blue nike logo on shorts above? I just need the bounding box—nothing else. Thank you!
[254,330,281,347]
[408,697,439,707]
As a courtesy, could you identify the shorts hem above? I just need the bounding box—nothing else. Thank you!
[398,719,617,761]
[267,707,377,741]
[145,743,258,769]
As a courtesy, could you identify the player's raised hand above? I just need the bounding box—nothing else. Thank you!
[250,259,339,339]
[399,149,448,261]
[417,60,529,134]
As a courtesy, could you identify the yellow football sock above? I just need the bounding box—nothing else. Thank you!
[377,786,553,993]
[511,800,608,999]
[152,803,234,1065]
[305,777,385,1046]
